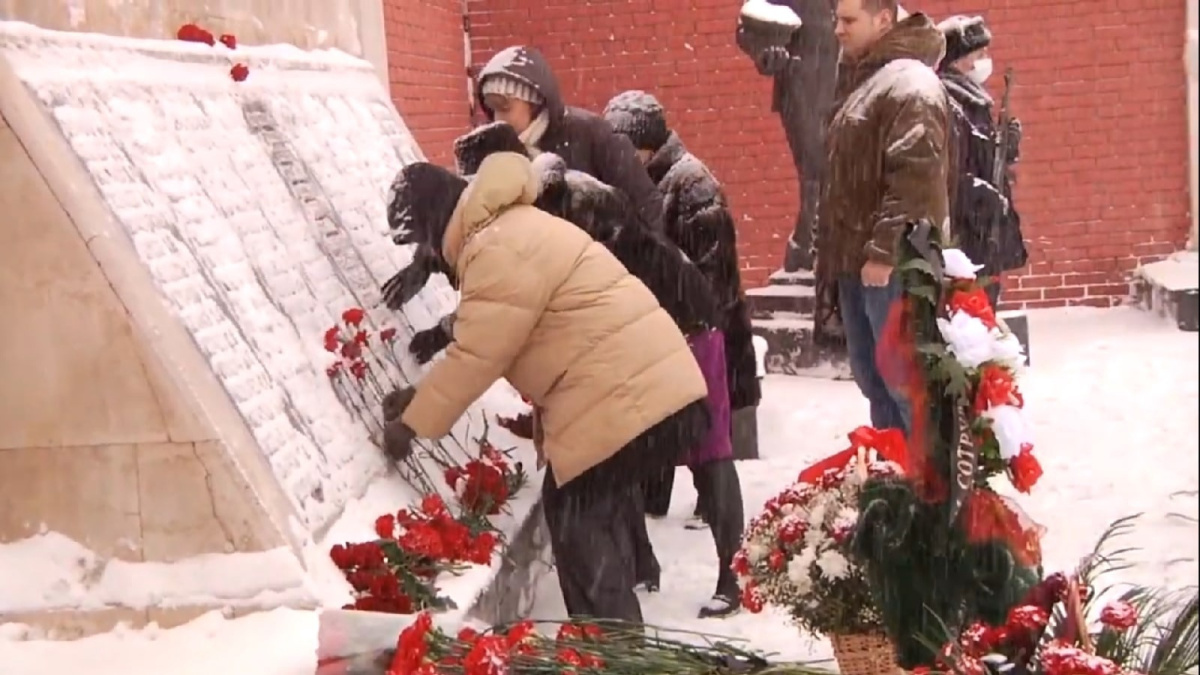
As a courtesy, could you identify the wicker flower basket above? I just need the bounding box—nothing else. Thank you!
[829,633,904,675]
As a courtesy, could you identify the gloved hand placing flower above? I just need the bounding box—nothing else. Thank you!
[408,313,455,365]
[380,386,417,463]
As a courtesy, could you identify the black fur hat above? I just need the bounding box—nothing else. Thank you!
[385,162,468,256]
[454,122,529,176]
[938,15,992,66]
[603,90,671,153]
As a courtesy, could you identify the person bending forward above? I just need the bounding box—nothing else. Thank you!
[379,152,710,626]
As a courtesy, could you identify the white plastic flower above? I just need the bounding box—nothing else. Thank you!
[990,330,1027,371]
[942,248,984,279]
[983,404,1033,460]
[937,311,996,368]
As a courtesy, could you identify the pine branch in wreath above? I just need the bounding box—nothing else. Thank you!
[848,221,1041,668]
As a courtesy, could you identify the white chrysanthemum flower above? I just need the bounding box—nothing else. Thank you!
[806,500,828,528]
[746,540,772,564]
[816,548,851,580]
[787,550,815,591]
[832,506,858,531]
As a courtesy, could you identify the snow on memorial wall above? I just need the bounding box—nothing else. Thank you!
[0,23,483,534]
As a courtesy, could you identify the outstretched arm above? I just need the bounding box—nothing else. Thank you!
[381,246,441,309]
[401,247,551,439]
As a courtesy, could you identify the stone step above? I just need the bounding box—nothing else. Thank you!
[766,268,818,286]
[1134,252,1199,332]
[751,314,851,379]
[746,283,817,318]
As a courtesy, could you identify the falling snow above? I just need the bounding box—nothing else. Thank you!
[0,307,1194,674]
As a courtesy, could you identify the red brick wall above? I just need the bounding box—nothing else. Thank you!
[400,0,1192,308]
[382,0,471,167]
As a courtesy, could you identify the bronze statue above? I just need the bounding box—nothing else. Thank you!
[736,0,839,274]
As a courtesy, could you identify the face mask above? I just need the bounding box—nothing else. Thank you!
[968,57,993,84]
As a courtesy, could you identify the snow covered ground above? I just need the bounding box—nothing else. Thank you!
[1,306,1196,674]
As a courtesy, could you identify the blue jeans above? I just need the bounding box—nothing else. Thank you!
[837,275,911,435]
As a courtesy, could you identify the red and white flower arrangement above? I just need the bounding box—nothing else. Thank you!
[735,427,906,635]
[925,571,1150,675]
[937,249,1043,493]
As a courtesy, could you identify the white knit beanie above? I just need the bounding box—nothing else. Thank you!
[480,75,543,106]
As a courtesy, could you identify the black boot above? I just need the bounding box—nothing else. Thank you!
[693,460,745,619]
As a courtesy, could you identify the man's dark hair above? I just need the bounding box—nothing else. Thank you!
[863,0,898,15]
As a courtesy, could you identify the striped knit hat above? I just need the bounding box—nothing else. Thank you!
[479,74,544,106]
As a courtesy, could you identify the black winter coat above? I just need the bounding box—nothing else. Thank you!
[942,70,1028,276]
[532,152,720,336]
[646,133,762,411]
[475,47,665,231]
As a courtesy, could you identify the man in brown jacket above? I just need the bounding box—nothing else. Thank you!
[818,0,949,434]
[379,152,710,625]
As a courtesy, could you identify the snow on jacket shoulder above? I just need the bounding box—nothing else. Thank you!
[476,46,665,230]
[401,152,707,487]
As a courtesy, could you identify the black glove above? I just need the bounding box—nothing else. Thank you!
[754,46,791,76]
[381,385,416,422]
[383,419,417,463]
[409,323,452,365]
[380,248,438,310]
[1004,117,1022,165]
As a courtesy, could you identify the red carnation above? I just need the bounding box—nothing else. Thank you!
[374,513,395,539]
[230,63,249,82]
[219,33,237,49]
[340,340,362,360]
[380,327,397,342]
[323,326,341,352]
[1100,600,1138,631]
[177,23,216,46]
[342,307,366,326]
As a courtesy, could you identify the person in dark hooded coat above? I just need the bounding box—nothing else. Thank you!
[378,152,711,626]
[604,90,756,618]
[937,15,1027,307]
[382,122,720,362]
[474,45,665,230]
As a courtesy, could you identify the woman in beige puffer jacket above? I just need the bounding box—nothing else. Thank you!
[381,152,710,625]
